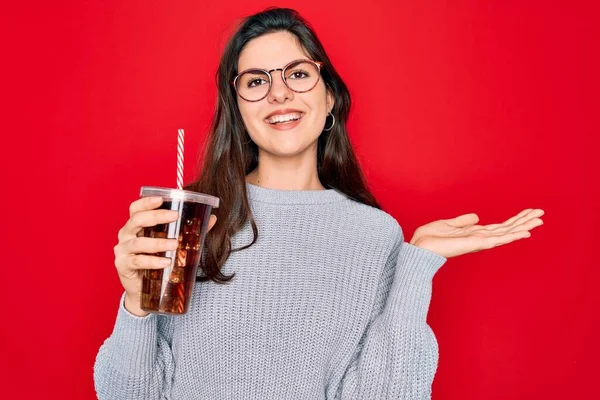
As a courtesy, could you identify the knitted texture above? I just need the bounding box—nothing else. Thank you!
[94,183,447,399]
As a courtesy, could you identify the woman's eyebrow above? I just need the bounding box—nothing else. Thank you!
[241,59,306,72]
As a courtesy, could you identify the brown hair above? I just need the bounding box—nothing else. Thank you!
[186,7,381,283]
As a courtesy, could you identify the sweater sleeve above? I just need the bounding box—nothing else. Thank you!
[93,292,176,400]
[334,226,447,400]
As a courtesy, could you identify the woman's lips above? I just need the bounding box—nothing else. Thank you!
[265,114,304,131]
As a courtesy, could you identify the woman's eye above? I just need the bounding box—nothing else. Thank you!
[289,71,308,79]
[248,78,267,87]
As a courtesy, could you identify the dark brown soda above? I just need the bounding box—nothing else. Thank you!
[140,200,211,315]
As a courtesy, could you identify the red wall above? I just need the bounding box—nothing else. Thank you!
[2,1,598,399]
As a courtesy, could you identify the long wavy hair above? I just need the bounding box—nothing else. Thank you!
[186,7,381,283]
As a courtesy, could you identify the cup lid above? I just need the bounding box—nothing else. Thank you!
[140,186,219,208]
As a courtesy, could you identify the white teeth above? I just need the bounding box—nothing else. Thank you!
[267,113,302,124]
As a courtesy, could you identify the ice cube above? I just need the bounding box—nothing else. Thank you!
[169,267,185,284]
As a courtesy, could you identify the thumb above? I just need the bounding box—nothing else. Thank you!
[449,213,479,227]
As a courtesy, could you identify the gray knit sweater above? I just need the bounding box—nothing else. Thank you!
[94,183,447,399]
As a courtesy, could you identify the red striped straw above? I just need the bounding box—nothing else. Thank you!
[177,128,184,190]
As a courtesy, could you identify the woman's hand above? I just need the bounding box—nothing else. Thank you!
[113,196,217,316]
[409,208,545,259]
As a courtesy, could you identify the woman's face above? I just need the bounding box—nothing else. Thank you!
[236,31,334,158]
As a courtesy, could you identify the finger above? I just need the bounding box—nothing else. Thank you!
[482,209,532,231]
[124,236,179,255]
[447,213,479,228]
[480,230,532,249]
[500,209,544,233]
[486,209,543,232]
[120,209,180,242]
[127,253,173,270]
[505,209,544,230]
[508,217,544,234]
[130,196,164,218]
[502,209,534,226]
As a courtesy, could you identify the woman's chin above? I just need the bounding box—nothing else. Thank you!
[261,140,317,158]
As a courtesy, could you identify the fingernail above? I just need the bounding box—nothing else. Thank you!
[160,258,171,266]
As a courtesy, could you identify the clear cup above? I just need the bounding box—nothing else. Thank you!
[138,186,219,315]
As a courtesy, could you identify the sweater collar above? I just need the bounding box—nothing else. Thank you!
[245,182,348,205]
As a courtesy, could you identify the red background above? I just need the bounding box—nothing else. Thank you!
[1,1,598,399]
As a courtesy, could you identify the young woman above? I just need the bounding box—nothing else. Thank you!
[94,7,544,399]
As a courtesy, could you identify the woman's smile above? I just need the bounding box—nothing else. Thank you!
[264,112,305,131]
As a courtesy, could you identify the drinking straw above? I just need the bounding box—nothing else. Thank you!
[177,128,184,190]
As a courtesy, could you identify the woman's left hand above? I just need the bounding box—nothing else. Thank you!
[409,208,545,259]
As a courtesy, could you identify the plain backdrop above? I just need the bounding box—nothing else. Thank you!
[1,1,598,399]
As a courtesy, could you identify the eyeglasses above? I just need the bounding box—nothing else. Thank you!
[231,59,323,102]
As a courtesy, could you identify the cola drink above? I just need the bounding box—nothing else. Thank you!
[138,187,219,315]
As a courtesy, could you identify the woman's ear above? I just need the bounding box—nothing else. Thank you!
[326,86,335,113]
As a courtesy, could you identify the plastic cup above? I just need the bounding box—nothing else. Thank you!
[138,186,219,315]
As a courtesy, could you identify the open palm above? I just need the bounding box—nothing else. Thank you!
[409,208,545,259]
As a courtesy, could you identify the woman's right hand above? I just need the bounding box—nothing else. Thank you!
[113,196,217,316]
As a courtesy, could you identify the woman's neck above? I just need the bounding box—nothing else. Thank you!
[245,169,325,191]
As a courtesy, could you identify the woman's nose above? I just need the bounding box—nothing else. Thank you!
[268,73,294,103]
